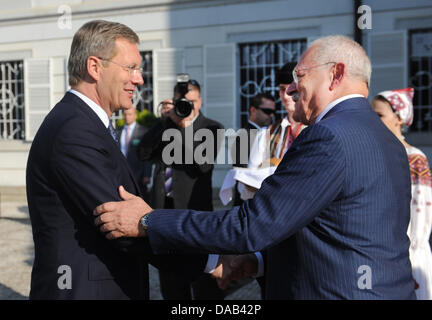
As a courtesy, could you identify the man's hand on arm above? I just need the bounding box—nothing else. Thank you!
[94,185,152,239]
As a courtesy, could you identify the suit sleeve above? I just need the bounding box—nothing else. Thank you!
[146,124,346,254]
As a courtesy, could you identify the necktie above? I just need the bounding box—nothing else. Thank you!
[164,167,173,198]
[125,126,131,155]
[108,121,119,146]
[274,119,288,159]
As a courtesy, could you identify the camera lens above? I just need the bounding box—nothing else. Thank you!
[174,98,193,118]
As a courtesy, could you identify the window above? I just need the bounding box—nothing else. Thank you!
[409,29,432,132]
[0,60,25,140]
[112,51,153,125]
[238,39,307,128]
[134,51,153,112]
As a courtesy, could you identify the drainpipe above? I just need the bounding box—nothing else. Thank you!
[354,0,363,45]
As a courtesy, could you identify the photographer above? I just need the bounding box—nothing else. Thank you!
[138,77,224,299]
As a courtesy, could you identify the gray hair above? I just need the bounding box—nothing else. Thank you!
[67,20,139,86]
[309,35,371,87]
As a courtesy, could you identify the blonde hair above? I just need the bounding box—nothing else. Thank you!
[67,20,139,86]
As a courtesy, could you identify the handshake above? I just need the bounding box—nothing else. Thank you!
[209,254,259,289]
[93,186,260,288]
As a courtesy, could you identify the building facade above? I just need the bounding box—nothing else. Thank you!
[0,0,431,189]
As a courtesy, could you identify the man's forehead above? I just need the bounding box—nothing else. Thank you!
[261,98,275,107]
[297,45,316,67]
[114,38,142,63]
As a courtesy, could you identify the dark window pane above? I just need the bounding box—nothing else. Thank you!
[238,39,307,128]
[409,29,432,132]
[0,60,25,140]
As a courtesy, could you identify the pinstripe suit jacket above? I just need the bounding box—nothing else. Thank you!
[147,97,416,299]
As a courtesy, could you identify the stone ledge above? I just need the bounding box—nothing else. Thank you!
[0,140,31,152]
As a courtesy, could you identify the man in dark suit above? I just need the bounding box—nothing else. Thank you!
[26,20,206,300]
[95,35,416,299]
[117,107,152,201]
[138,80,225,299]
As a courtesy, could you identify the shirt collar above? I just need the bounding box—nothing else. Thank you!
[315,94,364,124]
[248,120,261,130]
[191,111,200,124]
[281,116,291,127]
[125,121,136,131]
[69,89,110,128]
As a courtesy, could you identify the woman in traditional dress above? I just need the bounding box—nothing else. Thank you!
[372,87,432,300]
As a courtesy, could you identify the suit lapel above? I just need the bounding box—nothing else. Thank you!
[63,92,141,196]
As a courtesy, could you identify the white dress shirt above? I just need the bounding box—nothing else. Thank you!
[120,122,136,156]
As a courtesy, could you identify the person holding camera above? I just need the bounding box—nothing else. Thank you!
[138,77,225,300]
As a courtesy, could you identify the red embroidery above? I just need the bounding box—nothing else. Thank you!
[409,154,432,187]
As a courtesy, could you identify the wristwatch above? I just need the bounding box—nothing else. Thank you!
[140,213,150,231]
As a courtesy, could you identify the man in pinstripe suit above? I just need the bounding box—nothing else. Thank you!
[95,35,416,299]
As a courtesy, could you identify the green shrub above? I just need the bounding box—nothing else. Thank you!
[137,109,157,128]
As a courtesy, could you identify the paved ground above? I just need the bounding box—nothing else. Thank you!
[0,198,261,300]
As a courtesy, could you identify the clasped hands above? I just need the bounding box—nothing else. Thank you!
[211,254,259,289]
[93,186,259,288]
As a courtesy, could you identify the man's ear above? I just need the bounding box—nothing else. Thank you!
[87,56,101,81]
[329,63,345,91]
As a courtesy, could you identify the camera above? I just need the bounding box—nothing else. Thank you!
[173,73,194,118]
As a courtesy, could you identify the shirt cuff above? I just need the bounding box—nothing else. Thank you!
[204,254,219,273]
[253,252,264,278]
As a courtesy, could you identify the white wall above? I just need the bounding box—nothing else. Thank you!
[0,0,431,187]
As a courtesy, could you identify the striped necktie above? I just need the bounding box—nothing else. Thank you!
[108,121,120,146]
[165,167,173,197]
[123,125,131,156]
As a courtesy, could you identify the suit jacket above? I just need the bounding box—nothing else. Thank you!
[145,97,416,299]
[26,92,206,300]
[117,123,152,187]
[139,112,224,210]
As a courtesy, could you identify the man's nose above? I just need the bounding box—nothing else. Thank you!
[133,72,144,86]
[286,81,297,95]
